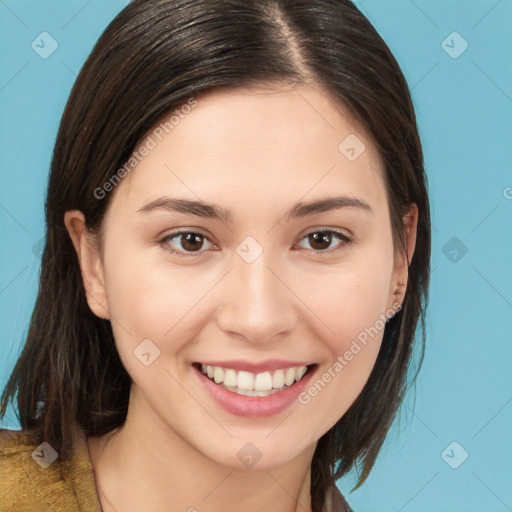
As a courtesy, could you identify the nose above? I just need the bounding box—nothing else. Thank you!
[215,249,297,344]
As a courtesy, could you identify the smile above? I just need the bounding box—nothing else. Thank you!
[192,360,318,417]
[198,363,312,397]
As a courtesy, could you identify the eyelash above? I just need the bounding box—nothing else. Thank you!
[158,228,352,257]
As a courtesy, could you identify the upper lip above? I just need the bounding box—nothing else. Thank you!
[196,359,315,373]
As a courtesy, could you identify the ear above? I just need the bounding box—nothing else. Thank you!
[64,210,110,320]
[389,203,418,309]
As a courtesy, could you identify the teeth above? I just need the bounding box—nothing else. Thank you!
[284,368,296,386]
[237,371,254,391]
[272,369,285,388]
[296,366,307,381]
[254,371,273,391]
[199,364,310,392]
[223,369,237,387]
[213,367,224,384]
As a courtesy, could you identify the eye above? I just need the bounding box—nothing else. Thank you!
[159,228,352,257]
[159,230,216,256]
[295,229,352,253]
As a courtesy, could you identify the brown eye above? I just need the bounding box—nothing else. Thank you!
[179,233,205,252]
[160,231,214,256]
[297,229,351,253]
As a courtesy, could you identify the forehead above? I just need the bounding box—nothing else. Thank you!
[107,84,387,217]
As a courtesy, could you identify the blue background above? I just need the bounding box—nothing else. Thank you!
[1,1,511,511]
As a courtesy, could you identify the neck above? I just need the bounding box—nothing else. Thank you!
[87,389,316,512]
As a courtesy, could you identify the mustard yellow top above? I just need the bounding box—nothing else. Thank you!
[0,426,103,511]
[0,426,352,512]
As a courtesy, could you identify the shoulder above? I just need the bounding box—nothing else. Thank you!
[0,427,43,480]
[0,426,102,512]
[0,427,51,511]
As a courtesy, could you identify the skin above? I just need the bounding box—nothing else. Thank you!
[65,83,417,512]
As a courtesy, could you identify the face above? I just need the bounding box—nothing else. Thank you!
[66,84,416,470]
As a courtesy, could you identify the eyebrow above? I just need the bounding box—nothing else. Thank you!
[137,195,372,223]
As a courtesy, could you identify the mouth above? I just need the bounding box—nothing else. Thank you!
[192,362,318,397]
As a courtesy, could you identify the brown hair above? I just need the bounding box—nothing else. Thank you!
[0,1,430,510]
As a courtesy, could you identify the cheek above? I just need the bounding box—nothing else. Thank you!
[101,224,394,374]
[100,236,226,375]
[304,248,394,348]
[99,238,193,363]
[295,245,394,416]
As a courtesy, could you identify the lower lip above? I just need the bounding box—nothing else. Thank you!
[193,364,318,418]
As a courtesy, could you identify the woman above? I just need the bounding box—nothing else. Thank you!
[0,1,430,511]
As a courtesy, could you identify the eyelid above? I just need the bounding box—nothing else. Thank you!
[159,226,353,256]
[296,225,352,241]
[159,229,218,257]
[293,227,352,253]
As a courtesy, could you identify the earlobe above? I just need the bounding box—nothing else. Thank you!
[389,204,419,309]
[63,210,110,320]
[402,203,418,267]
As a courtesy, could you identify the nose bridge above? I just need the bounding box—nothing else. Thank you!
[215,244,295,342]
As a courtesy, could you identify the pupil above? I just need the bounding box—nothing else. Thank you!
[183,233,202,251]
[310,232,331,250]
